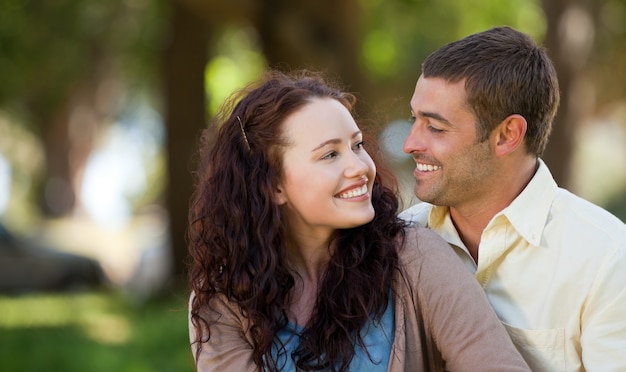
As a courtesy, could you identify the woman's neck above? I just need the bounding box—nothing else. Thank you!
[285,236,333,325]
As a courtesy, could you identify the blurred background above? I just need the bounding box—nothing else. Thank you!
[1,0,625,370]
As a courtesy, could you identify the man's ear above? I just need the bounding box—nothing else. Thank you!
[493,114,527,157]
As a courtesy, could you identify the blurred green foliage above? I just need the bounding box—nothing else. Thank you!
[0,0,166,126]
[205,26,267,116]
[359,0,545,103]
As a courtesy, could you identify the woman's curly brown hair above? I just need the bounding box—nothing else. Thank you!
[188,70,406,372]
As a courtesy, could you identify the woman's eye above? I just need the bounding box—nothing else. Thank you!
[321,151,338,160]
[354,141,365,150]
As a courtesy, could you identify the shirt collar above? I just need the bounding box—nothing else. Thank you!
[427,159,557,247]
[427,205,467,248]
[497,159,557,246]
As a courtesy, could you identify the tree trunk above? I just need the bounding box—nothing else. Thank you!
[162,0,210,284]
[255,0,371,116]
[35,58,114,217]
[541,0,598,188]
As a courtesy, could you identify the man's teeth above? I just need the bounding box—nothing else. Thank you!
[338,184,368,199]
[416,163,441,172]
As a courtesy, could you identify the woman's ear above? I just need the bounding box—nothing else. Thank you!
[493,114,527,157]
[274,185,288,205]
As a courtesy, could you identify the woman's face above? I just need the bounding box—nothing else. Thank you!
[276,98,376,242]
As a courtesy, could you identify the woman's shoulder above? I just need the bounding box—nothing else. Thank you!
[398,222,454,261]
[190,291,251,329]
[395,222,470,284]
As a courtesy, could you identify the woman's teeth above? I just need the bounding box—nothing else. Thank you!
[338,184,368,199]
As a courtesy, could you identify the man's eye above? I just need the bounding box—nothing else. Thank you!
[428,126,444,133]
[408,115,416,123]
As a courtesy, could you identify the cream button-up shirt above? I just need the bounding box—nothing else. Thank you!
[400,159,626,371]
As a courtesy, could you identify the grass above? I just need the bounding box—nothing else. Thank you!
[0,290,194,372]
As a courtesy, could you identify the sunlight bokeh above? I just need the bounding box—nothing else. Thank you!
[80,103,164,229]
[0,155,9,214]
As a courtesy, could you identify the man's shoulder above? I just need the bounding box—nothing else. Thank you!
[554,188,626,240]
[399,202,434,225]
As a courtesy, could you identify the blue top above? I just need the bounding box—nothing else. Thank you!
[268,294,394,371]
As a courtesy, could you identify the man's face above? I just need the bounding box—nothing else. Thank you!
[403,75,496,209]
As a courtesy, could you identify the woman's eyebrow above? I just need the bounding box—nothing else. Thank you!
[312,131,361,152]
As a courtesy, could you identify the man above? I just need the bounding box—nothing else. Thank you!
[400,26,626,371]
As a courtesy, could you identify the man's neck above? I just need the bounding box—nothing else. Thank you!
[449,204,494,263]
[448,157,539,263]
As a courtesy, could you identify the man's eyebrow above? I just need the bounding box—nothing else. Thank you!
[414,109,453,126]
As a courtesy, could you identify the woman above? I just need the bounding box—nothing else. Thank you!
[187,70,529,372]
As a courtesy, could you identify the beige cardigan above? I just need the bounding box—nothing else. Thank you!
[190,224,529,371]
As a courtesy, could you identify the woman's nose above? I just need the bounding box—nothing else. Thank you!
[345,152,370,178]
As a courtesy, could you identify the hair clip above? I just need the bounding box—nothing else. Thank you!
[236,115,251,152]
